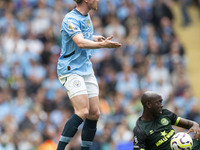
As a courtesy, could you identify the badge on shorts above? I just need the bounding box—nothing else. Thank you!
[73,80,81,88]
[161,118,169,125]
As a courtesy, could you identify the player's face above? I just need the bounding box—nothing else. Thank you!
[87,0,99,11]
[151,97,163,117]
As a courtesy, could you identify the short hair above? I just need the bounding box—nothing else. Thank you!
[73,0,83,4]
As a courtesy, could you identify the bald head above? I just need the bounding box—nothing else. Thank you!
[140,91,164,120]
[141,91,162,106]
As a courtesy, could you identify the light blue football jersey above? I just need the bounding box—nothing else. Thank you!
[57,8,94,77]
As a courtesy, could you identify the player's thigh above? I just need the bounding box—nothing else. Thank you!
[84,73,99,98]
[87,96,100,120]
[59,74,90,118]
[70,94,89,118]
[83,74,100,119]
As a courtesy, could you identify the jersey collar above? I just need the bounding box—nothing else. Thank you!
[74,7,88,17]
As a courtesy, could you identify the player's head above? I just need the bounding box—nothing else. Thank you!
[74,0,99,11]
[141,91,163,117]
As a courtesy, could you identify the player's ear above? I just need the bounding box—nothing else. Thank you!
[146,101,152,109]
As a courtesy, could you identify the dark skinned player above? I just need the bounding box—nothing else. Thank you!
[133,91,200,150]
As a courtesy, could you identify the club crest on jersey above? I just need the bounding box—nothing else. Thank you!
[87,19,91,27]
[73,80,81,88]
[161,118,169,125]
[69,22,75,30]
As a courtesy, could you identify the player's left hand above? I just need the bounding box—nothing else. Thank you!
[187,122,200,140]
[93,35,106,42]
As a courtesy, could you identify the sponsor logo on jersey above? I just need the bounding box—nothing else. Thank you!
[156,130,175,146]
[161,118,169,125]
[161,130,167,137]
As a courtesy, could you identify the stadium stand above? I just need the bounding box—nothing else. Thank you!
[0,0,199,149]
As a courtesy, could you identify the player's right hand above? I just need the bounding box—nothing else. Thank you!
[104,35,121,48]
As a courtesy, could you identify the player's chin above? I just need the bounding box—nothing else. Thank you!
[158,109,162,115]
[93,7,98,11]
[156,111,162,117]
[93,4,98,10]
[159,111,162,116]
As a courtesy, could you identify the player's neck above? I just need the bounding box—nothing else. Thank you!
[141,112,155,121]
[76,5,90,16]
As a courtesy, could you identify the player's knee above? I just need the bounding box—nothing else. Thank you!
[95,110,100,119]
[89,110,100,120]
[75,107,89,120]
[80,108,90,119]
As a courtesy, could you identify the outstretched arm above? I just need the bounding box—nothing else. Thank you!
[176,117,200,140]
[72,33,121,49]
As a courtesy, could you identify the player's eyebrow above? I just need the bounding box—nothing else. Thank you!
[155,98,163,103]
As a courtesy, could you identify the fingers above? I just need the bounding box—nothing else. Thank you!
[193,135,196,140]
[115,43,122,48]
[187,130,191,134]
[99,36,106,42]
[99,36,106,40]
[195,130,200,140]
[106,35,113,40]
[188,129,200,140]
[101,36,106,40]
[93,35,106,42]
[109,42,121,48]
[103,35,121,48]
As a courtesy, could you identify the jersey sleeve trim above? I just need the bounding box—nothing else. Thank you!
[70,31,82,38]
[174,117,180,126]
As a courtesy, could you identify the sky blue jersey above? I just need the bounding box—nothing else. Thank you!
[57,8,94,77]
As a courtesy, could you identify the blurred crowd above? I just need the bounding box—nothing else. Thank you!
[0,0,200,150]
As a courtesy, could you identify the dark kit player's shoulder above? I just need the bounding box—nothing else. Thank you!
[161,109,178,125]
[133,117,146,134]
[162,109,174,116]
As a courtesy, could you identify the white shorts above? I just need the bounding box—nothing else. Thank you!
[58,74,99,99]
